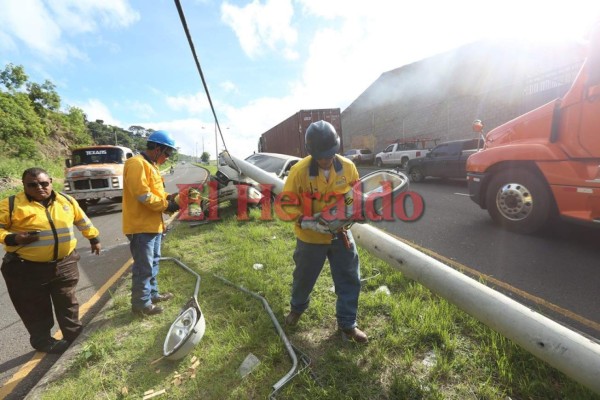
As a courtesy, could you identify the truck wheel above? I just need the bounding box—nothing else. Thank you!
[400,157,409,170]
[409,167,425,183]
[375,158,383,168]
[77,200,88,212]
[485,169,553,234]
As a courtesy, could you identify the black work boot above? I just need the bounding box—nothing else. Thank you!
[33,337,70,354]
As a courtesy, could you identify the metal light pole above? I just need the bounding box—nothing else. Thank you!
[214,122,218,164]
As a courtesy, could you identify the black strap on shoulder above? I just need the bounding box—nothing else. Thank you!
[58,192,75,206]
[8,195,15,225]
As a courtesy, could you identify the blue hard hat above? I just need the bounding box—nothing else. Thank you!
[148,130,176,149]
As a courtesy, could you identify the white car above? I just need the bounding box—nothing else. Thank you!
[218,152,301,186]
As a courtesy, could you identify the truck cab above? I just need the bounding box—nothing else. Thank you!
[466,21,600,233]
[63,145,134,210]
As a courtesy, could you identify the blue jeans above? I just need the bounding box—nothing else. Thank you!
[290,231,361,330]
[128,233,162,310]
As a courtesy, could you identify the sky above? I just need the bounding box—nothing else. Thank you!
[1,0,599,160]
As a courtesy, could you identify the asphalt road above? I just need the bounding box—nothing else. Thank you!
[356,166,600,341]
[0,163,209,399]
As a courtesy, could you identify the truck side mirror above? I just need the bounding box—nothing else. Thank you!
[65,159,72,168]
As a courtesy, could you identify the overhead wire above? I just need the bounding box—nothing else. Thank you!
[173,0,239,170]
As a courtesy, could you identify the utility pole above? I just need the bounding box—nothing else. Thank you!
[215,122,218,164]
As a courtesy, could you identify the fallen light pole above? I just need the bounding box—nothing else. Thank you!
[224,151,600,394]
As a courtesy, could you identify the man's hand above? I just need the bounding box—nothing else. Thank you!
[166,192,178,202]
[91,242,101,255]
[299,218,331,234]
[14,232,40,245]
[165,200,180,214]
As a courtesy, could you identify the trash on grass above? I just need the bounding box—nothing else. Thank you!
[238,353,261,378]
[376,285,391,295]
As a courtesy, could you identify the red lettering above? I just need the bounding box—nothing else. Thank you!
[365,181,394,221]
[206,180,219,221]
[320,192,344,222]
[274,191,300,221]
[259,184,274,221]
[236,184,250,221]
[393,191,425,222]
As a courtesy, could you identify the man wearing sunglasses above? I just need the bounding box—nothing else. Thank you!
[123,130,180,316]
[0,167,101,354]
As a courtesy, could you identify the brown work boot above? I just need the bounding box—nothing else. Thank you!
[132,304,164,316]
[152,292,174,303]
[341,327,368,343]
[284,311,302,326]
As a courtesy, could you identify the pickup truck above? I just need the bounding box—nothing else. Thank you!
[407,139,481,183]
[374,142,430,169]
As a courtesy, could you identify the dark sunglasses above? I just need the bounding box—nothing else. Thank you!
[26,181,51,188]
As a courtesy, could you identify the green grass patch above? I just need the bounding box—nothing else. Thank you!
[39,209,599,399]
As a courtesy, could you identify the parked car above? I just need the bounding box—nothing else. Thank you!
[407,138,482,182]
[218,152,301,186]
[344,148,374,164]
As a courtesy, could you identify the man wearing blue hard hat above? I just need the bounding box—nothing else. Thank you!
[122,130,180,316]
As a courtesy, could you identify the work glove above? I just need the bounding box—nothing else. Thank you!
[166,192,178,202]
[165,200,180,214]
[299,216,331,234]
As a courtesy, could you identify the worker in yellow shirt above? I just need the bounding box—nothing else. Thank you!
[0,167,101,353]
[282,121,367,343]
[123,130,179,316]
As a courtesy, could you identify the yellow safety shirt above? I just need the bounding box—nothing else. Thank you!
[282,155,359,244]
[122,153,170,234]
[0,192,99,262]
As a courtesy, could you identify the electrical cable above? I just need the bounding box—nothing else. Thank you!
[173,0,240,171]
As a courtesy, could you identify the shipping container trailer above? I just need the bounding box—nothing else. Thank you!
[258,108,343,157]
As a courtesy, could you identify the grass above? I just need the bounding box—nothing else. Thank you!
[38,207,598,400]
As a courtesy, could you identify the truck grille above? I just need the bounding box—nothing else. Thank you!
[73,179,110,190]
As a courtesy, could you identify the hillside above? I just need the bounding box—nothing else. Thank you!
[0,63,154,197]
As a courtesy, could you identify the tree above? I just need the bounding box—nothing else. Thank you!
[0,91,45,158]
[128,125,149,137]
[0,63,28,91]
[201,151,210,163]
[27,79,61,116]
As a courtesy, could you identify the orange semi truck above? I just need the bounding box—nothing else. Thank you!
[466,23,600,233]
[63,145,134,210]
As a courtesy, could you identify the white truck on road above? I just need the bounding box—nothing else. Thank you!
[374,139,435,169]
[63,145,134,211]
